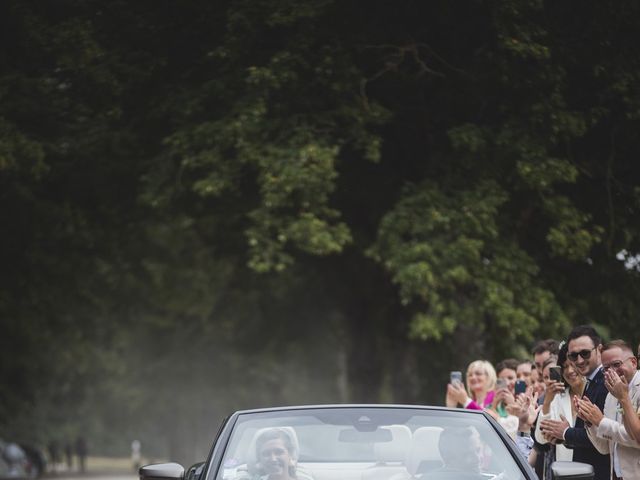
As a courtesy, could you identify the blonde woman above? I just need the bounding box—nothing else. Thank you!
[446,360,497,410]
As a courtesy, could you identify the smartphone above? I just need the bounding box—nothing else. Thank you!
[514,379,527,395]
[450,371,463,386]
[496,378,507,390]
[549,366,563,382]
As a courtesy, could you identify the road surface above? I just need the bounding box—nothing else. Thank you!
[48,473,137,480]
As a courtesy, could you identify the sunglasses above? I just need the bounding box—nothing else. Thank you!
[602,357,636,372]
[567,347,596,362]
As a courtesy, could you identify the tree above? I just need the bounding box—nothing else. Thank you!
[1,0,639,461]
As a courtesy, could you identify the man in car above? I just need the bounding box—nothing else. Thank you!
[240,428,313,480]
[432,427,487,480]
[539,325,610,480]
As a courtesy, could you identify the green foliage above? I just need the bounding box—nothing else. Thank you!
[448,124,489,154]
[543,195,604,260]
[2,0,640,460]
[0,119,46,175]
[369,181,567,344]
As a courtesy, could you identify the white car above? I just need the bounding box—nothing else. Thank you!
[141,405,593,480]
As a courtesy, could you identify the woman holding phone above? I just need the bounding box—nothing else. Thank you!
[486,360,520,439]
[535,344,586,465]
[446,360,496,410]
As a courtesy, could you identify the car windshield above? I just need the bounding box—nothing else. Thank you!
[212,407,526,480]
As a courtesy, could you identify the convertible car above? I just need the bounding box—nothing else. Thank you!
[140,405,594,480]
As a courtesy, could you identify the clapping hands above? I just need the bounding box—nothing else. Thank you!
[507,387,540,427]
[575,396,604,427]
[539,415,569,442]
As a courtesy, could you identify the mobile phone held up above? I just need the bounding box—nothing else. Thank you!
[514,379,527,395]
[549,366,563,383]
[496,378,508,390]
[450,371,463,386]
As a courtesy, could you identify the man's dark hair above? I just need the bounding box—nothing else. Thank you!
[541,357,558,371]
[495,358,519,374]
[558,343,568,367]
[566,325,602,348]
[532,339,560,356]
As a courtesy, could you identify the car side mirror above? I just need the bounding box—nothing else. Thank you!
[551,461,594,480]
[185,462,205,480]
[140,463,186,480]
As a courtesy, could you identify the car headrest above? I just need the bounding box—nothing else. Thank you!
[373,425,412,463]
[406,427,443,475]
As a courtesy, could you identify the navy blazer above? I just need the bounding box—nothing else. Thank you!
[563,368,610,480]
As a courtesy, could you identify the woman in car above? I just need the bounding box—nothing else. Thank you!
[446,360,497,411]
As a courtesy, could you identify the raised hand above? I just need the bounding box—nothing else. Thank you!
[447,382,469,406]
[604,369,628,400]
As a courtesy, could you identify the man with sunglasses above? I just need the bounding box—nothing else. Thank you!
[539,326,610,480]
[577,340,640,480]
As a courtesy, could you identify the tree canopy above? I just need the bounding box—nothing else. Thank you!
[1,0,639,464]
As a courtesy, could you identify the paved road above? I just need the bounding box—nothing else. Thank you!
[46,473,137,480]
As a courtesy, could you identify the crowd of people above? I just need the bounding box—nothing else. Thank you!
[445,325,640,480]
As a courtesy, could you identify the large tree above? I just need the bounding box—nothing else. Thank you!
[1,0,639,462]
